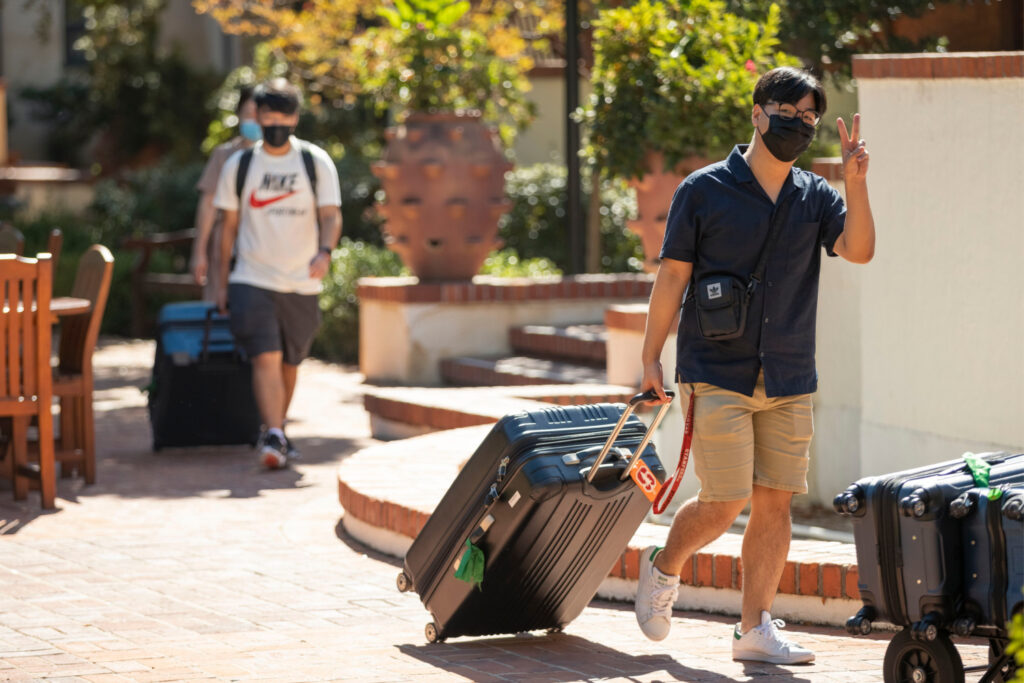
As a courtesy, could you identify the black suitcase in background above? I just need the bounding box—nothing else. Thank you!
[951,486,1024,636]
[397,392,673,643]
[148,302,261,450]
[836,453,1024,683]
[835,452,1024,636]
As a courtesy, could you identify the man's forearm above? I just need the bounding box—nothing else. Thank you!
[841,179,875,263]
[318,209,342,250]
[641,264,690,366]
[192,194,216,256]
[218,214,238,288]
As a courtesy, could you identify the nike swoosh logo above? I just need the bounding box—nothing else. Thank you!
[249,190,298,209]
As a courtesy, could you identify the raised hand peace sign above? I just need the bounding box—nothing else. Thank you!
[838,113,869,181]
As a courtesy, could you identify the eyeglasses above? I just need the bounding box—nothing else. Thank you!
[766,101,821,128]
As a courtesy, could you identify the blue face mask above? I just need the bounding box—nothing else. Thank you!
[239,119,262,142]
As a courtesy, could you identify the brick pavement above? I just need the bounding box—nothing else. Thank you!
[0,339,989,682]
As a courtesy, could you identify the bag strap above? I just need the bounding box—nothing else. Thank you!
[235,148,254,200]
[746,212,787,302]
[652,387,695,514]
[300,142,318,203]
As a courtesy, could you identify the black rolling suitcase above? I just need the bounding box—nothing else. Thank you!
[835,452,1024,683]
[148,302,261,451]
[397,392,674,643]
[949,486,1024,680]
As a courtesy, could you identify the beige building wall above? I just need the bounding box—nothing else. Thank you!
[853,63,1024,477]
[514,74,592,167]
[2,0,241,162]
[2,3,66,161]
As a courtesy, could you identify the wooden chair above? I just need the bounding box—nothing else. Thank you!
[53,245,114,483]
[0,224,24,255]
[0,253,56,509]
[122,229,201,336]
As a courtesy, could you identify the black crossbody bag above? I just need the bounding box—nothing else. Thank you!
[693,217,785,341]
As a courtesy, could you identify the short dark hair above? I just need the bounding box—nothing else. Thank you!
[254,78,302,115]
[753,67,826,116]
[236,86,254,115]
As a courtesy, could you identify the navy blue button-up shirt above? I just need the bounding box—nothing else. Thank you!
[660,145,846,397]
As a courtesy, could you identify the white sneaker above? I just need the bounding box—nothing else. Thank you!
[635,546,679,641]
[732,611,815,664]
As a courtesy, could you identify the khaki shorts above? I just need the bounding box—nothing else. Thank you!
[677,373,813,502]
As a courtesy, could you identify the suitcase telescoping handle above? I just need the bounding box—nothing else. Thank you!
[200,306,229,363]
[586,389,675,484]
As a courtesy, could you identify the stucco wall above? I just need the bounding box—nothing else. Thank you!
[854,60,1024,476]
[2,3,65,161]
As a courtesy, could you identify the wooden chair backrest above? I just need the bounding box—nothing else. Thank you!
[0,254,52,406]
[0,224,25,256]
[58,245,114,375]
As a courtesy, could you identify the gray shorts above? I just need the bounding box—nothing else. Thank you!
[228,283,321,365]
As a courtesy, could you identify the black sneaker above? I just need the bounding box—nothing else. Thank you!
[259,433,289,469]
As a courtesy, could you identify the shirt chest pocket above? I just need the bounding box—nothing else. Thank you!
[785,221,820,273]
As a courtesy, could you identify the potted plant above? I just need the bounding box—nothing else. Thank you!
[354,0,537,281]
[578,0,796,271]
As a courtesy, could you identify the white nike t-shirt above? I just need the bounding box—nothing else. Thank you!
[214,137,342,295]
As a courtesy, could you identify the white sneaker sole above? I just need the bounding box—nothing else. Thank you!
[732,650,815,665]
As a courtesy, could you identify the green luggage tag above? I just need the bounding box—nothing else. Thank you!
[963,453,1003,500]
[454,539,485,590]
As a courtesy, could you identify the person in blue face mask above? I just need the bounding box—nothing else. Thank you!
[191,86,261,298]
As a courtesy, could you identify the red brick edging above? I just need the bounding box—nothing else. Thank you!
[853,51,1024,79]
[358,274,654,304]
[338,459,860,601]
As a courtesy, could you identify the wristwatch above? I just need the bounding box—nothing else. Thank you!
[318,246,332,256]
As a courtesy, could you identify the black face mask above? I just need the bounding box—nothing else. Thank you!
[261,124,294,148]
[759,114,815,163]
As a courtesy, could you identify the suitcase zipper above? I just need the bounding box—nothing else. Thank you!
[984,493,1008,627]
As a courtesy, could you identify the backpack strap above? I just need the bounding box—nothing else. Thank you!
[235,148,254,200]
[300,142,318,204]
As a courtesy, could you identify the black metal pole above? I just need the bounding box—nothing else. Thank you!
[565,0,583,275]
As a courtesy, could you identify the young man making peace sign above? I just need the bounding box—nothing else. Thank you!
[634,67,874,664]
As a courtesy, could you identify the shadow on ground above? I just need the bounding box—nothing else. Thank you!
[397,631,815,682]
[0,337,372,532]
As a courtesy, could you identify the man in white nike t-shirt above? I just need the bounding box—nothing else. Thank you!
[213,78,342,469]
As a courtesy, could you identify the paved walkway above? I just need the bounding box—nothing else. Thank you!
[0,339,989,681]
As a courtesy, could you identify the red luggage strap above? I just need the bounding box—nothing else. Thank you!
[652,388,695,515]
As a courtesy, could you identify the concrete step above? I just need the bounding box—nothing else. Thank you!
[440,355,610,387]
[509,324,607,366]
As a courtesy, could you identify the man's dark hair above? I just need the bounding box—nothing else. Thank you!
[236,86,255,114]
[753,67,826,116]
[254,78,302,115]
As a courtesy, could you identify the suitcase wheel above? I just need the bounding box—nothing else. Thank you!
[846,615,872,636]
[396,572,412,593]
[546,626,563,635]
[883,628,964,683]
[424,622,443,644]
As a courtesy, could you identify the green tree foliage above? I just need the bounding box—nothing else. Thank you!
[725,0,952,78]
[579,0,797,181]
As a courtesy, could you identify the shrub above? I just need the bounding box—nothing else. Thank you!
[478,250,561,278]
[500,163,642,274]
[312,239,407,364]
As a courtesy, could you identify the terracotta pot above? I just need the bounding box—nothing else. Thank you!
[372,112,512,281]
[627,151,709,272]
